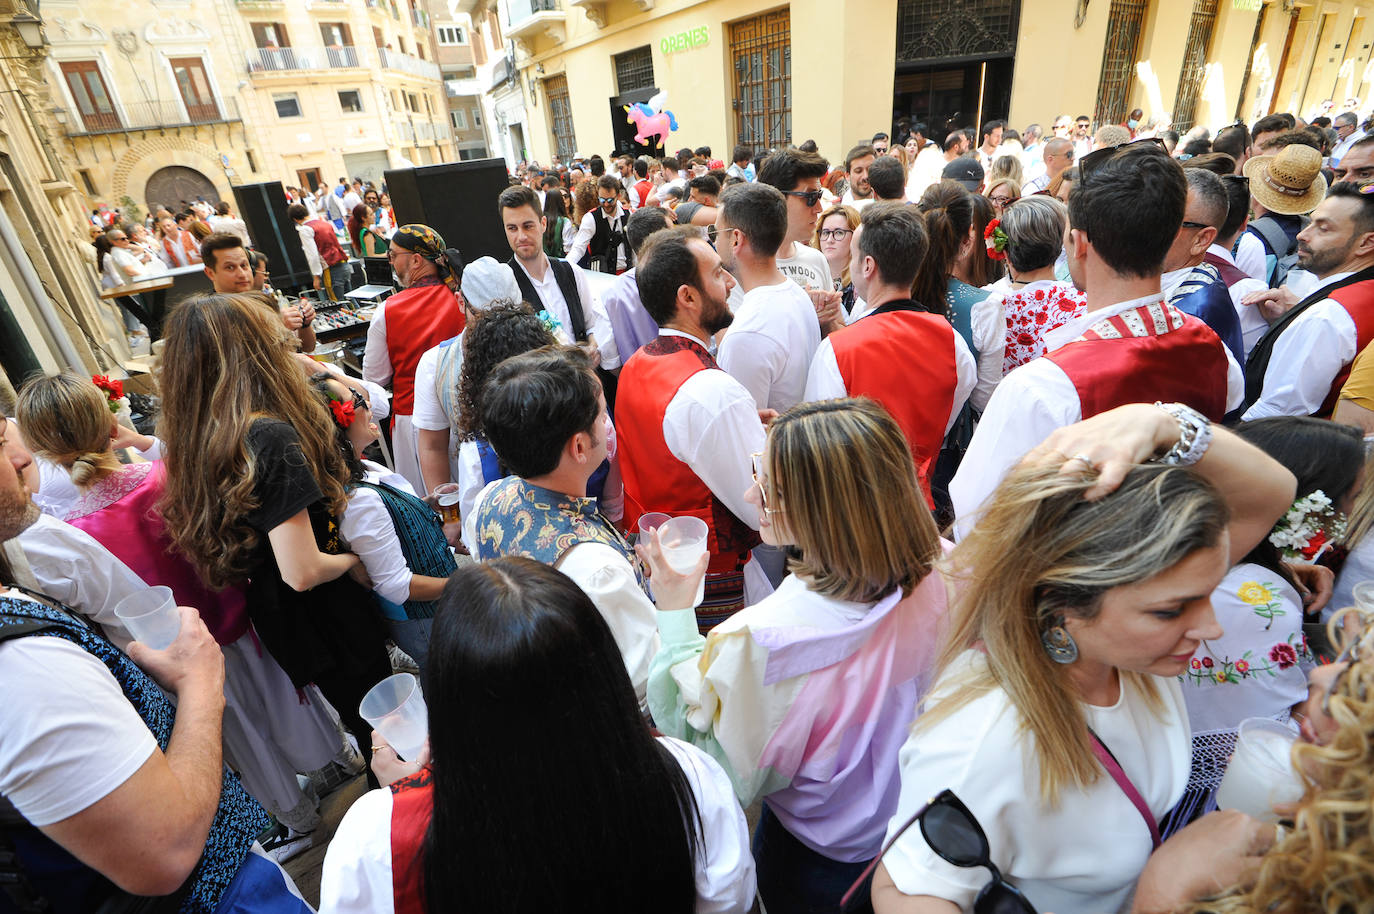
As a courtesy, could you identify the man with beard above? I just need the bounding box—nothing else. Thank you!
[1243,181,1374,418]
[616,227,767,632]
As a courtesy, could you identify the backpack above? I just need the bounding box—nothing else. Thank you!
[1248,215,1306,289]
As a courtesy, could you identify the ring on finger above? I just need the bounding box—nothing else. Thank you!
[1068,453,1096,470]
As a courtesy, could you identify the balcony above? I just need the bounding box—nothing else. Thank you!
[379,47,441,80]
[235,0,284,8]
[445,77,483,97]
[61,97,241,137]
[505,0,565,54]
[411,8,429,29]
[245,46,364,73]
[395,120,415,143]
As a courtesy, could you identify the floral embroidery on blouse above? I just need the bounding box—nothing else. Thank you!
[1235,580,1285,631]
[1000,284,1087,374]
[1184,631,1312,686]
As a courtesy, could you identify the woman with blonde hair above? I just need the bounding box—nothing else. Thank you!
[983,177,1020,215]
[872,401,1296,914]
[984,154,1023,193]
[644,397,951,914]
[157,292,392,776]
[811,204,861,317]
[16,368,346,835]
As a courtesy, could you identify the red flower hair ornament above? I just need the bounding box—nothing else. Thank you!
[984,219,1009,261]
[328,397,356,428]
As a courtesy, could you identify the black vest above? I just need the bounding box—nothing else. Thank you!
[508,256,588,342]
[588,206,632,273]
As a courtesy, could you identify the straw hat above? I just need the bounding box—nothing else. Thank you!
[1243,145,1327,215]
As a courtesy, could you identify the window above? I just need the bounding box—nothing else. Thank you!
[613,45,655,94]
[319,21,352,47]
[60,60,119,131]
[339,89,363,113]
[1171,0,1220,132]
[78,169,97,195]
[274,93,303,118]
[472,27,487,65]
[730,10,792,149]
[246,149,258,173]
[459,147,486,161]
[297,167,324,193]
[251,22,290,48]
[408,92,420,112]
[438,26,467,45]
[472,107,482,126]
[1093,0,1148,127]
[170,57,219,122]
[545,75,577,161]
[373,26,385,47]
[450,108,467,130]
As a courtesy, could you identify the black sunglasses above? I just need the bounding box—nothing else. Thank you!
[1078,136,1169,185]
[841,789,1037,913]
[785,188,825,206]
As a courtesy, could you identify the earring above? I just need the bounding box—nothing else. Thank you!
[1041,621,1079,664]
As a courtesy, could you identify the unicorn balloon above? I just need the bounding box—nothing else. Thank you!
[624,91,678,148]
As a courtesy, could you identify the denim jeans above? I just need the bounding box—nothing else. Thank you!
[752,804,875,914]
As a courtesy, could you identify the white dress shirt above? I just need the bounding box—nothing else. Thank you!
[717,279,822,413]
[511,258,621,369]
[804,312,978,433]
[1206,244,1270,357]
[970,292,1007,409]
[566,204,629,272]
[362,301,393,389]
[208,215,251,245]
[839,192,874,211]
[950,293,1245,536]
[297,222,323,276]
[658,329,764,531]
[1331,129,1367,165]
[319,736,756,914]
[1242,271,1364,420]
[339,461,430,607]
[1233,231,1267,284]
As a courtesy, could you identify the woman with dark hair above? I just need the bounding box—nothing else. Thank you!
[913,182,1002,411]
[1164,416,1364,834]
[541,186,575,257]
[157,293,392,781]
[319,557,755,913]
[349,203,385,256]
[309,374,456,673]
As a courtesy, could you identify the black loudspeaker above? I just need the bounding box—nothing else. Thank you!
[233,181,313,291]
[610,88,663,157]
[383,159,510,263]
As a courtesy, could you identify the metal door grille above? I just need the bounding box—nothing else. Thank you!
[545,75,577,161]
[1235,3,1268,122]
[1172,0,1220,131]
[614,45,655,94]
[730,9,791,149]
[895,0,1019,64]
[1093,0,1149,127]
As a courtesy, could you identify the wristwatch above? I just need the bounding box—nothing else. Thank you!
[1154,402,1212,466]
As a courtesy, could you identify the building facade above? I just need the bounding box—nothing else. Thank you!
[425,1,490,160]
[495,0,1374,166]
[43,0,450,212]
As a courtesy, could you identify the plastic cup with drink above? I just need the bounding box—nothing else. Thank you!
[654,516,709,608]
[359,672,429,763]
[432,483,462,525]
[113,585,182,650]
[1214,717,1306,823]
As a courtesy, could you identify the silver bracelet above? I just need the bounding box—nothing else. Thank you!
[1154,401,1212,466]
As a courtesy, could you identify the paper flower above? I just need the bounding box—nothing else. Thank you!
[983,218,1008,261]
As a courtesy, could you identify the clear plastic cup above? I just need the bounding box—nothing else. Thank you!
[113,586,181,650]
[657,516,709,608]
[359,672,429,762]
[1353,581,1374,613]
[637,512,671,539]
[1215,717,1304,822]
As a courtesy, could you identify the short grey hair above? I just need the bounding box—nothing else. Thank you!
[1184,168,1228,231]
[1336,111,1359,128]
[1001,195,1068,273]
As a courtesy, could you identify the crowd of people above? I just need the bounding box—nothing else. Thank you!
[14,101,1374,914]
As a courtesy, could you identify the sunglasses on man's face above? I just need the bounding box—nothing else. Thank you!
[785,189,824,207]
[1077,136,1169,186]
[599,195,618,206]
[841,789,1037,914]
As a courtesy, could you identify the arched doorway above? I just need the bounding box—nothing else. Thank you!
[144,165,219,211]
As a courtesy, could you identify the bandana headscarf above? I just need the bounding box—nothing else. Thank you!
[392,223,463,294]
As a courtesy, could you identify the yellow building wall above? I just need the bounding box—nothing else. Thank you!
[1008,0,1111,128]
[513,0,894,165]
[1194,1,1263,129]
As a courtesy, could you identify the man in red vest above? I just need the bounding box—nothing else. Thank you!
[950,140,1242,535]
[289,202,350,301]
[1242,181,1374,420]
[804,202,975,506]
[618,226,766,633]
[363,224,466,493]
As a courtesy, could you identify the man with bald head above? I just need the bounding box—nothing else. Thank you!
[1161,168,1244,361]
[1022,137,1074,194]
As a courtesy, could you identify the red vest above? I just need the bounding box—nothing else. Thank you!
[1046,300,1230,421]
[310,219,347,267]
[1318,281,1374,416]
[829,305,959,506]
[1203,251,1249,288]
[388,769,432,914]
[617,336,760,576]
[383,280,465,415]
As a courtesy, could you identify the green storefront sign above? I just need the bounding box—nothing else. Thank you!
[661,26,710,55]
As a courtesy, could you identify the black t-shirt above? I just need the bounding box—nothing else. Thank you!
[243,418,386,687]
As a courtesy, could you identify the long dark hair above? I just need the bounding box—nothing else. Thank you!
[308,373,365,484]
[542,188,569,253]
[1235,416,1364,586]
[418,558,701,913]
[912,181,972,314]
